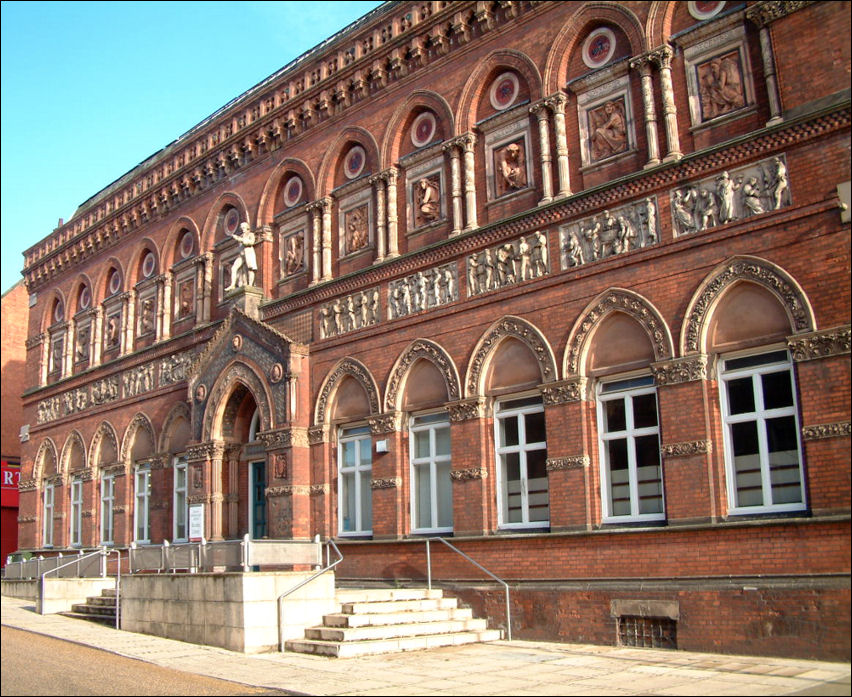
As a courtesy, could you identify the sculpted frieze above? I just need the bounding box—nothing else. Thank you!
[308,425,329,445]
[389,263,458,320]
[18,478,37,492]
[801,422,851,441]
[651,356,709,385]
[319,288,380,339]
[546,456,589,471]
[447,398,487,422]
[467,231,550,297]
[661,440,713,458]
[541,378,589,404]
[369,412,402,434]
[371,477,401,490]
[450,467,488,481]
[787,326,851,362]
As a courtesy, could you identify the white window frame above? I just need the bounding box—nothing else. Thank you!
[69,478,83,547]
[719,348,806,515]
[337,425,372,536]
[494,395,549,529]
[42,482,54,548]
[597,376,665,523]
[409,411,453,534]
[173,458,188,542]
[134,465,152,544]
[100,474,115,545]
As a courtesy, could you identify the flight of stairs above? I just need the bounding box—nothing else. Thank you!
[62,587,118,626]
[285,587,502,657]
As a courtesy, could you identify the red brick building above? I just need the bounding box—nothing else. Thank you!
[16,1,850,659]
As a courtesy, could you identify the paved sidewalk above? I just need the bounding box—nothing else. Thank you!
[2,595,849,696]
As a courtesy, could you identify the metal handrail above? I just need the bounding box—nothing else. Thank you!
[38,548,107,616]
[277,537,343,651]
[426,537,512,641]
[103,547,122,629]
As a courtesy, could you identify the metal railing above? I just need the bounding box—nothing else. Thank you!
[38,548,108,615]
[426,537,512,641]
[5,548,106,580]
[277,537,343,651]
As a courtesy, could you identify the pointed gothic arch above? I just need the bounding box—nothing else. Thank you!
[384,339,461,412]
[33,438,60,482]
[60,430,88,475]
[120,413,157,465]
[314,357,381,426]
[90,421,120,473]
[201,359,275,442]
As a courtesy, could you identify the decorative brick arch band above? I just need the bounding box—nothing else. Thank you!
[381,90,455,164]
[60,430,88,474]
[465,316,557,398]
[385,339,461,412]
[314,357,381,426]
[120,413,157,465]
[680,256,816,355]
[90,421,120,473]
[564,288,674,377]
[33,438,59,482]
[202,360,273,442]
[159,401,192,453]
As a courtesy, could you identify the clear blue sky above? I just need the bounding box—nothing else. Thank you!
[0,0,383,294]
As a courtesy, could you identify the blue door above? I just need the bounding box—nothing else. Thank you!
[250,460,267,539]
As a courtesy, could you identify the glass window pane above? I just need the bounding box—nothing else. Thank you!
[360,470,372,530]
[415,464,432,529]
[766,416,802,504]
[359,437,372,464]
[526,450,549,522]
[607,439,631,516]
[341,471,356,531]
[502,452,522,523]
[500,415,519,447]
[436,462,453,528]
[434,424,450,456]
[635,435,662,514]
[762,370,794,410]
[342,441,356,467]
[604,399,626,433]
[727,377,755,415]
[414,430,431,459]
[731,421,762,507]
[632,393,658,429]
[525,410,546,444]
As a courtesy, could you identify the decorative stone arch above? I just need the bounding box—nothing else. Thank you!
[69,273,95,315]
[40,289,68,333]
[257,157,317,226]
[60,430,88,475]
[95,257,126,303]
[542,2,646,95]
[89,421,120,473]
[200,191,252,250]
[201,359,275,443]
[159,401,192,454]
[163,216,202,270]
[456,49,544,133]
[127,237,161,287]
[120,413,157,465]
[314,357,381,427]
[384,339,461,412]
[680,256,817,355]
[465,316,558,398]
[316,126,382,195]
[564,289,674,378]
[33,438,60,481]
[380,90,456,164]
[646,0,678,49]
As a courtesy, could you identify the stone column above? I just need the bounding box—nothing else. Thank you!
[39,333,49,386]
[385,167,400,258]
[197,252,213,323]
[91,307,103,367]
[121,291,135,356]
[545,93,572,198]
[64,319,75,376]
[530,102,554,204]
[370,174,387,262]
[652,46,682,162]
[158,273,172,341]
[443,140,464,236]
[308,201,322,285]
[758,25,783,125]
[460,133,478,231]
[630,55,661,168]
[321,196,333,281]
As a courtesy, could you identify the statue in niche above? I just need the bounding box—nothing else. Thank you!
[698,52,744,121]
[531,230,548,277]
[76,326,90,362]
[179,282,193,317]
[564,231,585,267]
[414,177,440,227]
[771,157,788,209]
[345,206,368,254]
[225,222,258,290]
[284,234,304,275]
[50,339,63,373]
[496,141,527,195]
[741,176,765,216]
[139,298,155,335]
[106,314,120,348]
[589,99,627,161]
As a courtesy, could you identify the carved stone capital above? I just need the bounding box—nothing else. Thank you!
[26,333,46,350]
[266,485,311,497]
[186,495,209,505]
[259,427,309,450]
[18,478,37,492]
[628,53,654,72]
[371,477,401,490]
[541,378,589,404]
[802,422,851,441]
[651,355,709,385]
[100,463,126,477]
[546,456,589,471]
[18,515,37,523]
[450,467,488,481]
[447,397,487,422]
[787,326,851,362]
[308,425,330,445]
[309,484,329,496]
[369,412,402,434]
[649,44,674,69]
[543,92,568,114]
[185,441,225,463]
[746,1,816,27]
[661,440,713,458]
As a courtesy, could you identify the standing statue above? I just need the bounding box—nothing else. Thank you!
[771,157,788,210]
[531,230,548,276]
[225,222,258,290]
[716,171,740,224]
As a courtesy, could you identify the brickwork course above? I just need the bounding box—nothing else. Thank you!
[13,1,851,661]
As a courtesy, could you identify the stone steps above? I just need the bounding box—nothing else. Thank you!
[61,586,117,626]
[285,587,501,657]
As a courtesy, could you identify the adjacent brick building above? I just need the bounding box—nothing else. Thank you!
[15,1,850,659]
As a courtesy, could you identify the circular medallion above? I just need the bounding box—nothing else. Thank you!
[283,176,304,208]
[179,231,195,259]
[232,334,243,352]
[108,270,121,295]
[489,72,519,111]
[270,363,284,383]
[194,384,207,402]
[582,27,616,69]
[53,301,64,323]
[79,287,91,310]
[223,208,241,236]
[344,145,366,179]
[688,1,726,20]
[142,252,156,278]
[410,111,437,148]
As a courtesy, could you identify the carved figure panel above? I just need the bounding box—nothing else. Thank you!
[494,139,528,197]
[588,98,628,162]
[75,323,91,364]
[413,175,442,228]
[319,288,380,339]
[105,311,121,350]
[389,263,458,319]
[137,296,156,336]
[697,49,746,121]
[176,278,195,319]
[344,205,369,255]
[282,230,306,276]
[467,231,549,297]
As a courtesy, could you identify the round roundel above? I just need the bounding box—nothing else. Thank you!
[688,1,726,20]
[142,252,156,278]
[108,270,122,295]
[179,230,195,259]
[283,176,304,208]
[582,27,616,69]
[79,286,91,310]
[53,301,64,323]
[223,208,241,236]
[344,145,367,179]
[489,72,520,111]
[410,111,437,148]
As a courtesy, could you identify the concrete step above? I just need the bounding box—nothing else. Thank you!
[306,617,488,642]
[323,606,473,628]
[100,588,117,598]
[71,602,116,616]
[285,628,502,658]
[335,588,444,603]
[84,595,117,607]
[61,610,116,626]
[340,597,458,615]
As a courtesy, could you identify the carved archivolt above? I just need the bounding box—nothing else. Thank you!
[120,413,156,464]
[681,256,815,355]
[385,339,461,411]
[33,439,58,482]
[60,430,88,475]
[314,357,381,426]
[787,326,851,362]
[661,440,714,458]
[158,402,191,453]
[466,316,557,397]
[202,360,273,442]
[90,422,120,473]
[565,289,674,377]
